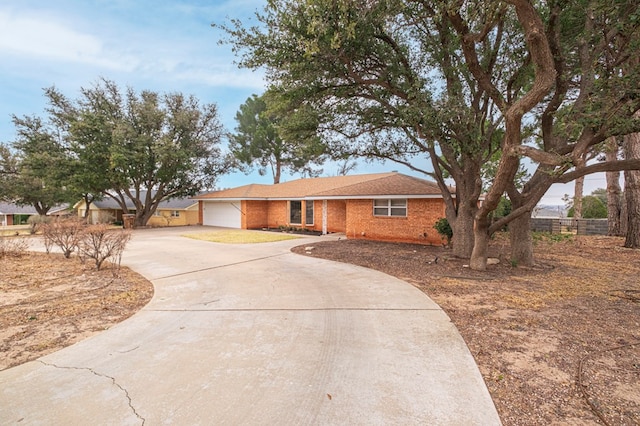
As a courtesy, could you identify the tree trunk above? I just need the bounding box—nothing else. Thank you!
[83,198,92,221]
[624,130,640,248]
[273,158,282,184]
[508,213,534,267]
[573,175,584,219]
[470,216,490,271]
[451,203,475,258]
[605,137,623,236]
[136,207,157,228]
[621,191,628,235]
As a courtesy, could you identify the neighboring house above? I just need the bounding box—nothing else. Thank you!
[147,198,199,227]
[0,202,70,226]
[195,172,452,245]
[74,194,199,227]
[0,202,37,226]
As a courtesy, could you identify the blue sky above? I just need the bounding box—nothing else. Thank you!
[0,0,606,205]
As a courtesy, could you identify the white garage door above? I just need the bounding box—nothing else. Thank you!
[202,201,242,228]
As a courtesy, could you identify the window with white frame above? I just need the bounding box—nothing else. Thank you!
[171,210,180,217]
[373,199,407,217]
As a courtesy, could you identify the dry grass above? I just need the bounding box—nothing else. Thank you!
[182,229,300,244]
[0,252,153,370]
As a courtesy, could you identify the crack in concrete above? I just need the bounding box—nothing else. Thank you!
[152,252,288,280]
[38,360,145,425]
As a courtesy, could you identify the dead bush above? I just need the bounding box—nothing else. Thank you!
[95,211,115,224]
[79,224,131,272]
[26,215,50,235]
[41,218,85,258]
[0,236,29,258]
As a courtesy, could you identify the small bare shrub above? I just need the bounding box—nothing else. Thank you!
[0,236,29,258]
[79,224,131,272]
[95,211,115,224]
[41,218,86,258]
[27,215,50,234]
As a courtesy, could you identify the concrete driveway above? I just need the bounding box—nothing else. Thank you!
[0,227,501,425]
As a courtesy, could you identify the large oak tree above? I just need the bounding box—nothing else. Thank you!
[22,79,229,227]
[222,0,640,270]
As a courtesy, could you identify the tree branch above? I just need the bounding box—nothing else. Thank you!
[556,159,640,183]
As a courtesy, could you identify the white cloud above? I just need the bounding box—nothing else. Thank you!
[175,67,265,90]
[0,8,140,72]
[0,4,266,92]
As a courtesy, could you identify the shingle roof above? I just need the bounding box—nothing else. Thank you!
[196,172,449,200]
[0,202,38,215]
[0,202,70,215]
[91,192,197,210]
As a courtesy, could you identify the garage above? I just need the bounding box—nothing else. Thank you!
[202,201,242,228]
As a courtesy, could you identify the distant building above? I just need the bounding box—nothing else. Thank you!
[74,193,200,226]
[0,202,70,226]
[532,205,567,219]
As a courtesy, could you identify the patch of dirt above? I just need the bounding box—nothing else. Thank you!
[292,235,640,426]
[0,252,153,371]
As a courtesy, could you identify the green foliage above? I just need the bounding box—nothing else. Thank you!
[433,218,453,246]
[532,232,574,243]
[221,0,640,262]
[567,195,607,219]
[1,115,75,214]
[229,89,327,183]
[590,188,607,205]
[490,196,512,219]
[41,79,229,226]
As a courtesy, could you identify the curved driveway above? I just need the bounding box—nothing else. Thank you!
[1,227,501,425]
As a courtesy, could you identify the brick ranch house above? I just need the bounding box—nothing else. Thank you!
[195,172,453,245]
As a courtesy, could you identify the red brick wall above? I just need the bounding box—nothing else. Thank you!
[345,198,445,245]
[237,197,443,242]
[323,200,346,233]
[242,200,269,229]
[265,200,288,228]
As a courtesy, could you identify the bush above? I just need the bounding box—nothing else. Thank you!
[95,211,115,224]
[79,224,132,272]
[0,236,29,258]
[41,218,85,258]
[532,232,574,243]
[434,218,453,247]
[27,215,50,234]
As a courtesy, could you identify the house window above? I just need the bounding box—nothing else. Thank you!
[305,201,314,226]
[171,210,180,217]
[290,201,302,224]
[373,199,407,217]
